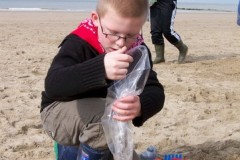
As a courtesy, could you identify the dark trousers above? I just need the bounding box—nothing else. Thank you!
[150,0,181,45]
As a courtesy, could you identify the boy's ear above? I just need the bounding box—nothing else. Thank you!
[91,11,99,27]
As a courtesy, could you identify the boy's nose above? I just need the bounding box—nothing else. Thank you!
[115,37,126,48]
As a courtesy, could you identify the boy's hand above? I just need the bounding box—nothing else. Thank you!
[104,46,133,80]
[112,95,141,122]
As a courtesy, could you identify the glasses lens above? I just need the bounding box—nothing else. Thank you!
[107,34,120,41]
[104,31,138,43]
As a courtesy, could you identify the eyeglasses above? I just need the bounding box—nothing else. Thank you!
[98,17,140,43]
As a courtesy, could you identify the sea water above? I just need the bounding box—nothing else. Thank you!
[0,0,97,11]
[0,0,238,12]
[177,2,237,12]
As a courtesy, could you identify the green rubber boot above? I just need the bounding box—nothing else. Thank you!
[174,40,188,64]
[153,44,165,64]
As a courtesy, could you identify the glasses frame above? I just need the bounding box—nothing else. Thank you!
[98,17,140,43]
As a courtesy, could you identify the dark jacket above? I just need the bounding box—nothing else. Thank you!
[41,34,165,127]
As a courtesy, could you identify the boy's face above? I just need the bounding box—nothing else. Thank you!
[92,9,146,53]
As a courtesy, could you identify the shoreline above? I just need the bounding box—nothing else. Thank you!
[0,8,237,13]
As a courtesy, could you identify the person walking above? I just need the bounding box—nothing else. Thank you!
[150,0,188,64]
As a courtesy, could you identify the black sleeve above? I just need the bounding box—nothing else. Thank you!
[44,35,108,100]
[132,43,165,126]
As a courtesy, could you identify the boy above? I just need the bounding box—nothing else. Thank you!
[40,0,165,159]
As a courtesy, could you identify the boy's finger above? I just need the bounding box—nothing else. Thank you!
[115,46,127,54]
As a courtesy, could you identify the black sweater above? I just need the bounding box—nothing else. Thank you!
[41,34,165,127]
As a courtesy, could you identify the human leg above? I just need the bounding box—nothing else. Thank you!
[150,3,165,64]
[153,44,165,64]
[161,0,188,63]
[174,40,188,63]
[41,98,112,159]
[41,98,107,146]
[41,98,142,160]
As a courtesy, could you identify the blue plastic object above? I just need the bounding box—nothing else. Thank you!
[140,146,158,160]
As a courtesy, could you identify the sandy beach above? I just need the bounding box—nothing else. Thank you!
[0,11,240,160]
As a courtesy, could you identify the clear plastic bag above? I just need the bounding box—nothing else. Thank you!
[101,45,151,160]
